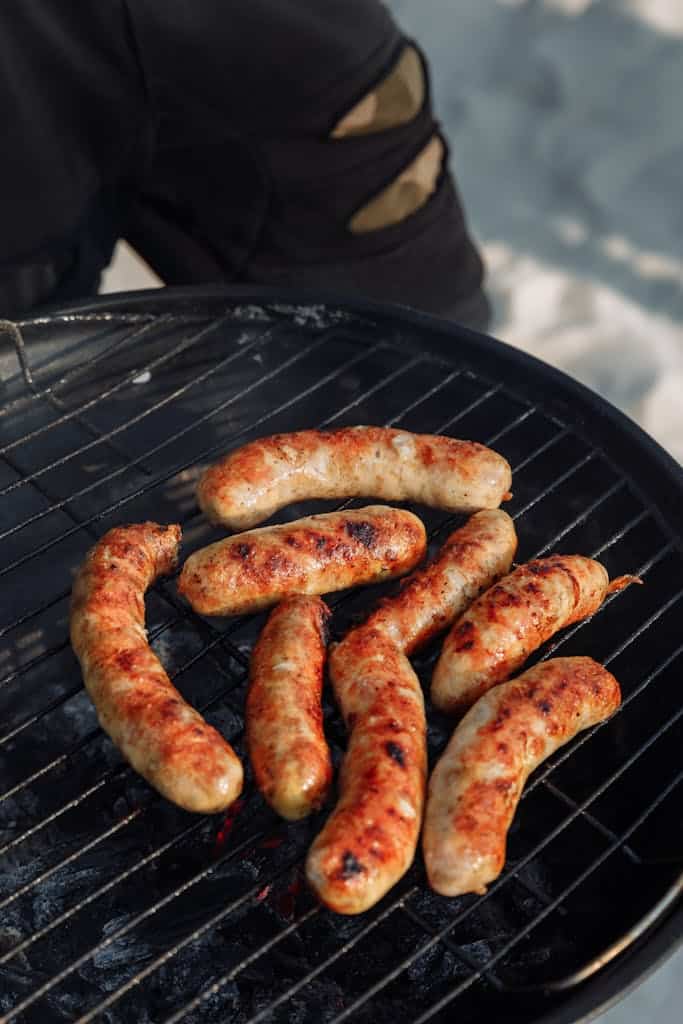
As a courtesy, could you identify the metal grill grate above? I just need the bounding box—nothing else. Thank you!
[0,293,681,1024]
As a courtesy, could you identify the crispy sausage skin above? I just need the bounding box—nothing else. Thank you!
[351,510,518,655]
[306,640,427,915]
[178,506,427,617]
[432,555,612,714]
[305,510,517,914]
[197,427,512,530]
[423,657,621,897]
[70,523,243,814]
[247,596,332,820]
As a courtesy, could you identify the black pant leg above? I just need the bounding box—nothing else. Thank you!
[0,1,147,315]
[127,0,488,325]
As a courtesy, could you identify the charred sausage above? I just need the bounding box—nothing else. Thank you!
[305,510,517,914]
[306,639,427,915]
[349,510,518,655]
[70,523,243,814]
[178,506,427,617]
[431,555,634,713]
[423,656,621,896]
[247,596,332,820]
[197,427,512,530]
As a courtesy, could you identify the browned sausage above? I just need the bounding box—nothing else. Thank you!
[305,510,517,914]
[247,596,332,820]
[197,427,512,530]
[423,657,621,896]
[347,510,518,655]
[431,555,634,713]
[306,639,426,915]
[70,523,243,814]
[178,506,427,617]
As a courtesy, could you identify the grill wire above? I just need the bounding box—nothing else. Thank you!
[0,300,681,1024]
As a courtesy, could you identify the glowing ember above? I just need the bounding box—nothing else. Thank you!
[260,835,285,849]
[213,799,245,853]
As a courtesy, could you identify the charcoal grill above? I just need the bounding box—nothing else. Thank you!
[0,287,681,1024]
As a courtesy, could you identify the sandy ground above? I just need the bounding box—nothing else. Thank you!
[102,5,682,1018]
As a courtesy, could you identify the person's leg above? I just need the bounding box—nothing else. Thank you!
[244,30,489,326]
[126,0,489,328]
[0,2,147,316]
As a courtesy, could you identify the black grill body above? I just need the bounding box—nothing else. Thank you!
[0,287,681,1024]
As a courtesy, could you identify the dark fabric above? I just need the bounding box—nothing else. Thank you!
[0,0,486,326]
[0,2,144,267]
[127,0,398,139]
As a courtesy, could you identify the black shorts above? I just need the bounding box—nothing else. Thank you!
[0,0,487,326]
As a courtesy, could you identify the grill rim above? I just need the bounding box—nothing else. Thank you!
[1,283,681,1024]
[534,898,682,1024]
[23,282,683,539]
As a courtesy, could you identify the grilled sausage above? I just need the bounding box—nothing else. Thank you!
[423,656,621,896]
[305,510,516,914]
[178,506,427,617]
[306,639,427,915]
[347,510,518,655]
[432,555,621,713]
[197,426,512,530]
[247,596,332,820]
[70,523,243,814]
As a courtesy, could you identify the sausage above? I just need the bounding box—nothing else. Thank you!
[347,510,518,655]
[431,555,619,714]
[197,426,512,530]
[423,656,621,897]
[306,640,427,915]
[178,506,427,617]
[70,523,243,814]
[247,596,332,820]
[304,510,516,914]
